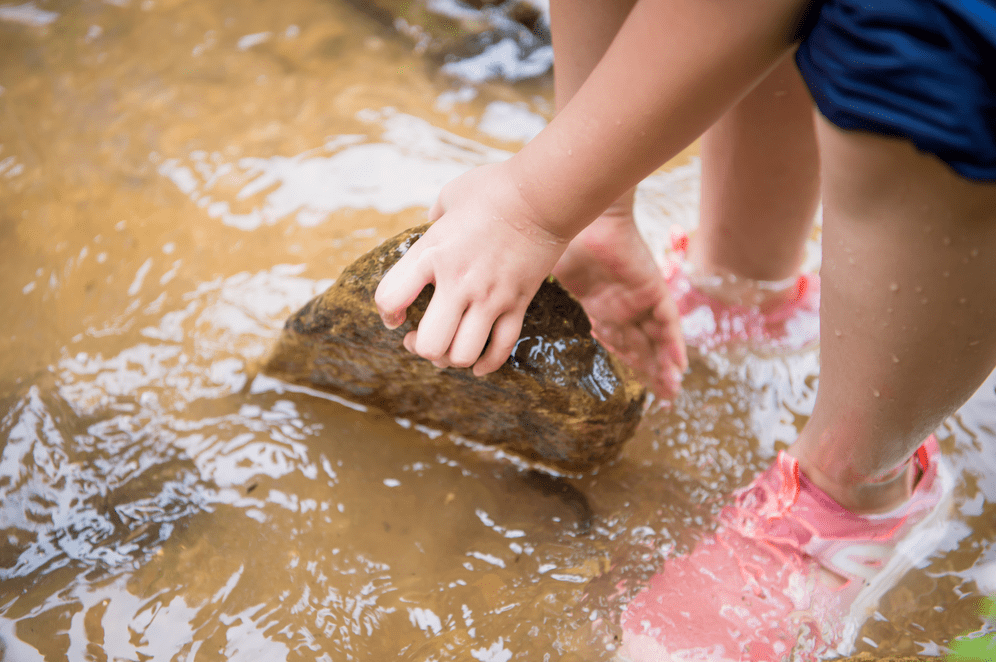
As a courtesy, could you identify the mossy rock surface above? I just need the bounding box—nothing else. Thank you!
[264,224,647,473]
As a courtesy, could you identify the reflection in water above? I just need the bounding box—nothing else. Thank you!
[0,0,994,659]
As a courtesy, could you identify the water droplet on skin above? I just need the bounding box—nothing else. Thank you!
[892,354,900,363]
[969,340,980,347]
[921,298,929,304]
[873,389,881,398]
[971,248,979,257]
[889,283,899,292]
[943,236,952,246]
[943,271,950,278]
[834,329,842,337]
[567,149,573,156]
[915,286,923,293]
[959,298,967,304]
[848,257,855,265]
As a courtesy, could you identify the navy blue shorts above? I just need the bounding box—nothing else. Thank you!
[796,0,996,181]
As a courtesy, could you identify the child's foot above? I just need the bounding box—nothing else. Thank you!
[616,436,952,661]
[664,227,821,355]
[552,213,688,399]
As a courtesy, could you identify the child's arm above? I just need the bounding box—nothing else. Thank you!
[376,0,808,376]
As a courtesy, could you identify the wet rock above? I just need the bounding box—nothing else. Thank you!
[263,224,646,473]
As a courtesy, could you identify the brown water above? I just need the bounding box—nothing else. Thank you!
[1,1,995,659]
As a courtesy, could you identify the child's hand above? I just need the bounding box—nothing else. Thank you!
[553,214,688,400]
[375,162,570,376]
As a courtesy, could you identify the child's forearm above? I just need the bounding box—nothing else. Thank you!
[509,0,809,240]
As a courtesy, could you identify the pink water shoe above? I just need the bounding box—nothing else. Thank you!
[617,436,953,661]
[663,228,821,355]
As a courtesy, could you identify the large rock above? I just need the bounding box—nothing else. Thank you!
[263,224,646,473]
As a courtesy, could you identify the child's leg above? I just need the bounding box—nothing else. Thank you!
[672,56,823,352]
[690,56,819,283]
[619,123,996,661]
[789,118,996,513]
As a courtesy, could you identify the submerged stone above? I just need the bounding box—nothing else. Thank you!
[264,224,646,473]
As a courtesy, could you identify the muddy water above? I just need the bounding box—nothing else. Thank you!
[1,0,995,659]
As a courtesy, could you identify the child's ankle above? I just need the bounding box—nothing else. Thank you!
[673,233,804,308]
[679,258,803,309]
[790,451,918,515]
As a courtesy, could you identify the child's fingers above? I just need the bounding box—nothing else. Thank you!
[403,331,453,368]
[473,309,525,376]
[644,322,685,399]
[375,248,433,329]
[654,294,688,373]
[447,305,498,368]
[413,286,465,362]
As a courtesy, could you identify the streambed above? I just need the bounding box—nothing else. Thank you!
[1,0,995,659]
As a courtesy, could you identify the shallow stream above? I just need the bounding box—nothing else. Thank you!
[2,0,995,659]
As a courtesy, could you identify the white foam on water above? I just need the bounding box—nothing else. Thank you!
[471,638,513,662]
[477,101,547,143]
[0,2,58,26]
[441,38,553,82]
